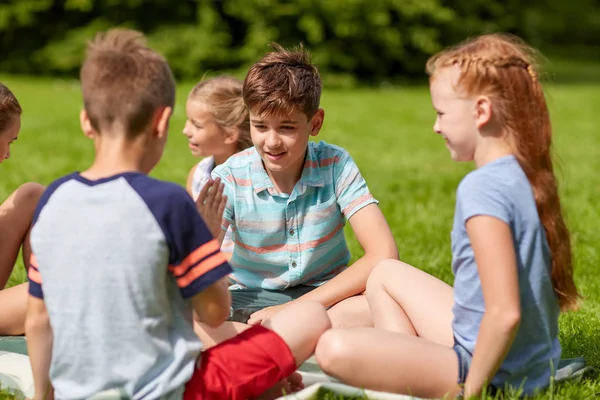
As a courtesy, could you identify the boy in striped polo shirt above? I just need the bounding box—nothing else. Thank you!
[200,43,398,330]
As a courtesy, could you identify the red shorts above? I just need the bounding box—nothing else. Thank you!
[184,325,297,400]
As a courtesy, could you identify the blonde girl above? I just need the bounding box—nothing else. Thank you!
[183,76,252,254]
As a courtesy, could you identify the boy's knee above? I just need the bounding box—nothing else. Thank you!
[314,329,349,373]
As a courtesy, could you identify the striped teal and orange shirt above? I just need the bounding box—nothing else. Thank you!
[212,141,377,290]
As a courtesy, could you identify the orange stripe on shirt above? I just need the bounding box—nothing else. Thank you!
[235,240,288,255]
[225,175,252,187]
[297,222,344,251]
[304,156,340,169]
[319,156,340,167]
[176,252,228,288]
[28,266,42,284]
[234,222,344,255]
[170,240,220,276]
[304,160,318,169]
[341,194,375,216]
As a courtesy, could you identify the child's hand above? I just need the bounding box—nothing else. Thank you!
[195,178,227,238]
[247,303,288,326]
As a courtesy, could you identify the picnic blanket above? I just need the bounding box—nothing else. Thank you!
[1,337,595,399]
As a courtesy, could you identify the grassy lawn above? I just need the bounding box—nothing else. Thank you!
[1,70,599,399]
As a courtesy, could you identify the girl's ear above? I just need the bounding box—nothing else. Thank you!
[223,126,239,145]
[474,95,492,130]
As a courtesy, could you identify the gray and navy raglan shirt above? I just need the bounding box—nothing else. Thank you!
[28,172,232,400]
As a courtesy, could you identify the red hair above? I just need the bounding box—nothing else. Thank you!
[426,33,579,311]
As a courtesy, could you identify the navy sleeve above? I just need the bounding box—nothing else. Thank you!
[128,176,232,298]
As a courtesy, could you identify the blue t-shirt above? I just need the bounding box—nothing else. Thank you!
[451,155,560,393]
[28,172,232,400]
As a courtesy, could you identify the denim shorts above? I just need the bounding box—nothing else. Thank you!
[452,340,472,385]
[228,285,316,323]
[453,339,499,395]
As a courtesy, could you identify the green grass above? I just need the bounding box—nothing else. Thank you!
[0,72,599,399]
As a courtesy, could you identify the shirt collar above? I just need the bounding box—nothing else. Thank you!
[251,143,325,195]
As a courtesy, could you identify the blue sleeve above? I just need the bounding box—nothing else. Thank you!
[333,148,378,218]
[457,172,512,225]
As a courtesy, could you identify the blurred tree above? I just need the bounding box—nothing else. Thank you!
[0,0,597,82]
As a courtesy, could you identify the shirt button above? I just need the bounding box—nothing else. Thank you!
[289,228,295,236]
[291,261,297,268]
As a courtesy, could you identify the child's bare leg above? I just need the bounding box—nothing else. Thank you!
[0,182,44,288]
[193,320,250,349]
[0,283,28,335]
[315,328,461,398]
[327,295,373,328]
[253,301,330,399]
[262,300,331,367]
[197,301,331,400]
[367,259,454,345]
[195,301,331,363]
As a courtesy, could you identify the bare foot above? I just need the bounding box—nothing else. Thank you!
[257,372,304,399]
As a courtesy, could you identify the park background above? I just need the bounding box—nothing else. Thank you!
[1,1,599,399]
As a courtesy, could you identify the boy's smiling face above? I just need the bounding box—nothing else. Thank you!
[250,107,324,185]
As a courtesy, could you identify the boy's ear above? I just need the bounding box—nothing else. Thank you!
[310,108,325,137]
[155,106,173,139]
[80,109,95,139]
[474,96,492,130]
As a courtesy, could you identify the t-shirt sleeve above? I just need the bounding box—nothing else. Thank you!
[28,253,43,299]
[211,166,235,233]
[333,150,378,219]
[165,191,233,298]
[27,180,64,299]
[457,172,512,226]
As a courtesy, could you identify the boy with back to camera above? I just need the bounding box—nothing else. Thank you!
[25,28,330,400]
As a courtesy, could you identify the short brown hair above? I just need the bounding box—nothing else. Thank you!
[243,43,322,119]
[0,83,22,132]
[189,76,252,151]
[80,28,175,137]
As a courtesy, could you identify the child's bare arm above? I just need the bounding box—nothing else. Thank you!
[191,277,231,328]
[25,296,55,400]
[463,215,521,397]
[299,203,398,307]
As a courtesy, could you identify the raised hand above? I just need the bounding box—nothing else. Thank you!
[195,178,227,238]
